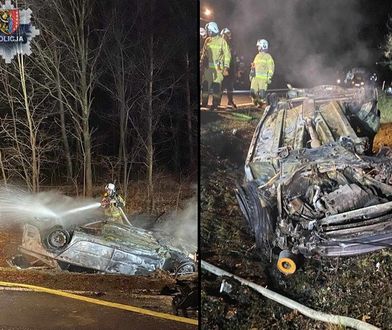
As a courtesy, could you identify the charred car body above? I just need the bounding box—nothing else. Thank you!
[337,67,377,89]
[12,219,196,276]
[235,84,392,275]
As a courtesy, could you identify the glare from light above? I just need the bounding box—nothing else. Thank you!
[204,8,212,16]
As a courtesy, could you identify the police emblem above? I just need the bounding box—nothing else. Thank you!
[0,0,39,63]
[0,9,19,35]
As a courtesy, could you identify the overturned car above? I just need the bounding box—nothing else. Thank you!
[235,85,392,275]
[12,219,196,276]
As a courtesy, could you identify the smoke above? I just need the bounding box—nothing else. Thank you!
[214,0,377,87]
[154,195,197,249]
[0,185,102,228]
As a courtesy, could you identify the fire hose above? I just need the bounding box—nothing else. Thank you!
[119,206,132,226]
[201,260,380,330]
[101,196,132,226]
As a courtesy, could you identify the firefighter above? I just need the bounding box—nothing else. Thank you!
[220,27,237,109]
[200,21,231,111]
[200,27,210,76]
[250,39,275,108]
[200,27,207,50]
[101,183,126,224]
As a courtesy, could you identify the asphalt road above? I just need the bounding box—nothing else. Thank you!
[0,291,197,330]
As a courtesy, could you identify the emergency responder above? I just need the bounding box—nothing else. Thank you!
[200,21,231,111]
[250,39,275,107]
[101,183,126,224]
[200,27,207,50]
[200,27,210,76]
[220,27,237,109]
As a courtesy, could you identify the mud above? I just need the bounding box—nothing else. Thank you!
[201,109,392,329]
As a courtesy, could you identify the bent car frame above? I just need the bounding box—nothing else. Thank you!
[236,84,392,275]
[13,219,196,276]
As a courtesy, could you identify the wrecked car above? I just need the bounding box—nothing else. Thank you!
[12,219,196,276]
[235,84,392,275]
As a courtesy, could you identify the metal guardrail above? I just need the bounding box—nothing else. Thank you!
[222,89,289,95]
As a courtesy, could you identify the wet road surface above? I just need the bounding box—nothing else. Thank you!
[0,291,197,330]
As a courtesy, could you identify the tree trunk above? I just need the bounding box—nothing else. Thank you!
[147,0,155,212]
[82,117,92,197]
[56,70,73,180]
[0,150,7,186]
[81,72,92,196]
[79,8,92,197]
[147,32,154,212]
[118,63,128,198]
[18,54,39,192]
[185,52,193,167]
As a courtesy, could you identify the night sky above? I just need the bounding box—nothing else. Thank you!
[201,0,392,88]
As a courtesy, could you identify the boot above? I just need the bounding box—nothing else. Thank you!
[227,93,237,109]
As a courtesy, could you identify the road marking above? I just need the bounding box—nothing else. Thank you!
[0,281,198,326]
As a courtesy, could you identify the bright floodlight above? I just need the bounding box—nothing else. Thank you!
[204,8,212,16]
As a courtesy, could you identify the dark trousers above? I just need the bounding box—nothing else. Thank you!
[221,74,235,104]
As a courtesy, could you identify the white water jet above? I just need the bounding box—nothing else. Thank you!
[60,202,101,217]
[0,185,103,227]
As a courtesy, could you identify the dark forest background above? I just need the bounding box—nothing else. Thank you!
[0,0,197,211]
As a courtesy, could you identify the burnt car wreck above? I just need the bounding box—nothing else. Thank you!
[11,219,196,276]
[235,85,392,275]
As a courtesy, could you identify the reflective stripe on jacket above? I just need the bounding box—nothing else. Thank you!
[203,35,231,70]
[252,52,275,80]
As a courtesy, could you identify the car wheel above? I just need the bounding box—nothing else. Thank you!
[42,226,71,252]
[235,181,275,252]
[175,261,196,277]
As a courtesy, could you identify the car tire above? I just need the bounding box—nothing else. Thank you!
[235,181,275,252]
[42,226,71,252]
[174,261,196,277]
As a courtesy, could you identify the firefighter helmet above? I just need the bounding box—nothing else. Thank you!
[220,27,231,39]
[205,22,219,36]
[257,39,269,51]
[105,183,116,196]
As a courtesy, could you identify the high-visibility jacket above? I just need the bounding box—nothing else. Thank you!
[102,194,125,219]
[202,35,231,71]
[252,52,275,81]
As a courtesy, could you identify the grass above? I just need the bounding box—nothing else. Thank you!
[377,89,392,123]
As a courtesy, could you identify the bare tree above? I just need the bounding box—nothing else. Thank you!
[100,2,143,198]
[39,0,105,196]
[0,55,59,191]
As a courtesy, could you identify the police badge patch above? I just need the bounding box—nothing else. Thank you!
[0,9,19,35]
[0,0,39,63]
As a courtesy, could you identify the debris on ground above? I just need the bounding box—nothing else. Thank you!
[201,104,392,329]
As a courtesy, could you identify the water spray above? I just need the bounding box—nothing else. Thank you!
[60,202,102,217]
[0,186,103,227]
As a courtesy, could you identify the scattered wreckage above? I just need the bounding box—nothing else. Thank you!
[235,84,392,275]
[10,219,196,277]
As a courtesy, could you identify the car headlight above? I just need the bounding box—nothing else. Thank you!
[361,82,364,86]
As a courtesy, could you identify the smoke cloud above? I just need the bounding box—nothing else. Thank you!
[154,195,197,249]
[212,0,378,87]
